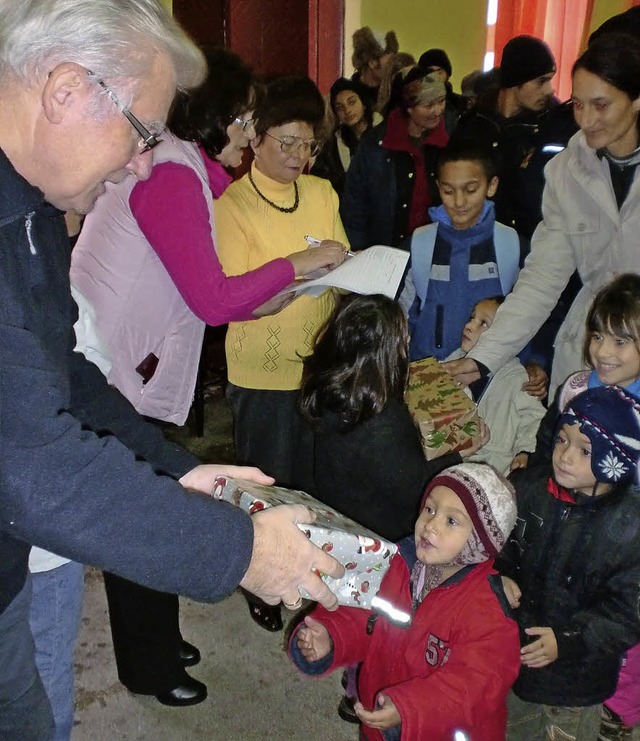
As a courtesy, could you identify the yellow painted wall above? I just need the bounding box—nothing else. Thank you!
[161,0,172,11]
[352,0,634,91]
[589,0,629,36]
[357,0,488,90]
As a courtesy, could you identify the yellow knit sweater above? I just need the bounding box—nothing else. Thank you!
[214,164,349,390]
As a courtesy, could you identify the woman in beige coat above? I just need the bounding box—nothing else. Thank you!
[446,34,640,396]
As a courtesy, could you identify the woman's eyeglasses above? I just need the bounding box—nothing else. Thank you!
[233,116,255,133]
[265,131,321,158]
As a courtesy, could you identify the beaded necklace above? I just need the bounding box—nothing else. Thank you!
[248,170,299,213]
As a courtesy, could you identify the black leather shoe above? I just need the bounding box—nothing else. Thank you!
[248,602,283,632]
[155,677,207,707]
[179,640,201,667]
[338,695,360,724]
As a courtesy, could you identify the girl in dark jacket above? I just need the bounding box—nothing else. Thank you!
[297,293,488,722]
[498,385,640,740]
[311,78,379,199]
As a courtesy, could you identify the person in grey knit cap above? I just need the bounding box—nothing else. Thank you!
[289,462,521,740]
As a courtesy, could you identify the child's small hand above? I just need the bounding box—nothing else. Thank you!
[501,576,522,609]
[354,694,401,730]
[521,626,558,668]
[295,615,332,662]
[522,362,548,400]
[461,418,491,458]
[510,452,529,470]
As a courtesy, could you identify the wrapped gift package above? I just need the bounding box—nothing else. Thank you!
[405,356,480,460]
[212,476,397,610]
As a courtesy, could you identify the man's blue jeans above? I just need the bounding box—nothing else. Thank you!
[0,574,54,741]
[29,562,84,741]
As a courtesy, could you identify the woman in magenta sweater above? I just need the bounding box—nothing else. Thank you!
[70,48,346,707]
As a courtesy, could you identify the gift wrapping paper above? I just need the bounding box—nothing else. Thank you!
[405,356,480,460]
[212,476,397,609]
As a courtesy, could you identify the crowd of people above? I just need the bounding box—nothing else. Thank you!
[3,1,640,740]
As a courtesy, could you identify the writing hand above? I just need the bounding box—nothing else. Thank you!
[287,240,348,277]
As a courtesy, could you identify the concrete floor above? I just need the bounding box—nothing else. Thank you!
[71,392,359,740]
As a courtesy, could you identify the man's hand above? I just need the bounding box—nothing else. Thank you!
[460,418,490,458]
[501,576,522,609]
[442,357,481,388]
[355,695,401,731]
[296,615,332,662]
[287,240,348,278]
[179,465,274,495]
[240,504,345,611]
[521,626,558,668]
[522,362,548,400]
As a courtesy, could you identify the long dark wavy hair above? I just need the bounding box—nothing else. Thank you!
[299,294,409,429]
[168,46,258,160]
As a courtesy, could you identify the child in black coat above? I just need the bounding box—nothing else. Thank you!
[497,385,640,740]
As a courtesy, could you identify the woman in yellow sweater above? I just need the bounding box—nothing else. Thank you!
[215,76,349,631]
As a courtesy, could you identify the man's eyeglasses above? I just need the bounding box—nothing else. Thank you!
[233,116,254,133]
[265,131,321,158]
[88,72,162,154]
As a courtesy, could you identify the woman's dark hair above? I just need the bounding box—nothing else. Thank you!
[437,138,496,181]
[168,46,257,159]
[253,75,325,139]
[299,294,409,429]
[583,273,640,367]
[573,33,640,100]
[329,77,374,149]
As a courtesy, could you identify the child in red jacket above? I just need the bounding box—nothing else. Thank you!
[288,463,521,741]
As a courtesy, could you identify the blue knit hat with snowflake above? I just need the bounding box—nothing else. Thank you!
[558,386,640,484]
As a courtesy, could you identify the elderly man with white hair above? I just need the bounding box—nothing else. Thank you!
[0,2,343,739]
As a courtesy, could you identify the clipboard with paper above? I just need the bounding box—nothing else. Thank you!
[277,244,409,299]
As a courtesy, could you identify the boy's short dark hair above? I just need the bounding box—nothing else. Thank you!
[437,139,496,181]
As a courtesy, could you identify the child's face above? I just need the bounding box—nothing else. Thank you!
[588,330,640,388]
[437,160,498,231]
[415,486,473,567]
[552,423,610,496]
[461,299,499,352]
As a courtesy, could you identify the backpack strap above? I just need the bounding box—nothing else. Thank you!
[411,220,520,309]
[493,222,520,294]
[409,223,438,309]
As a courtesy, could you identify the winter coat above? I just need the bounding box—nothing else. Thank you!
[290,540,521,740]
[451,93,542,238]
[300,398,461,541]
[446,350,545,474]
[467,130,640,395]
[0,148,253,615]
[72,134,210,424]
[340,111,448,250]
[498,464,640,706]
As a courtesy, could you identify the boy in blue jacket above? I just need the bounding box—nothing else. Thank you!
[400,139,526,362]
